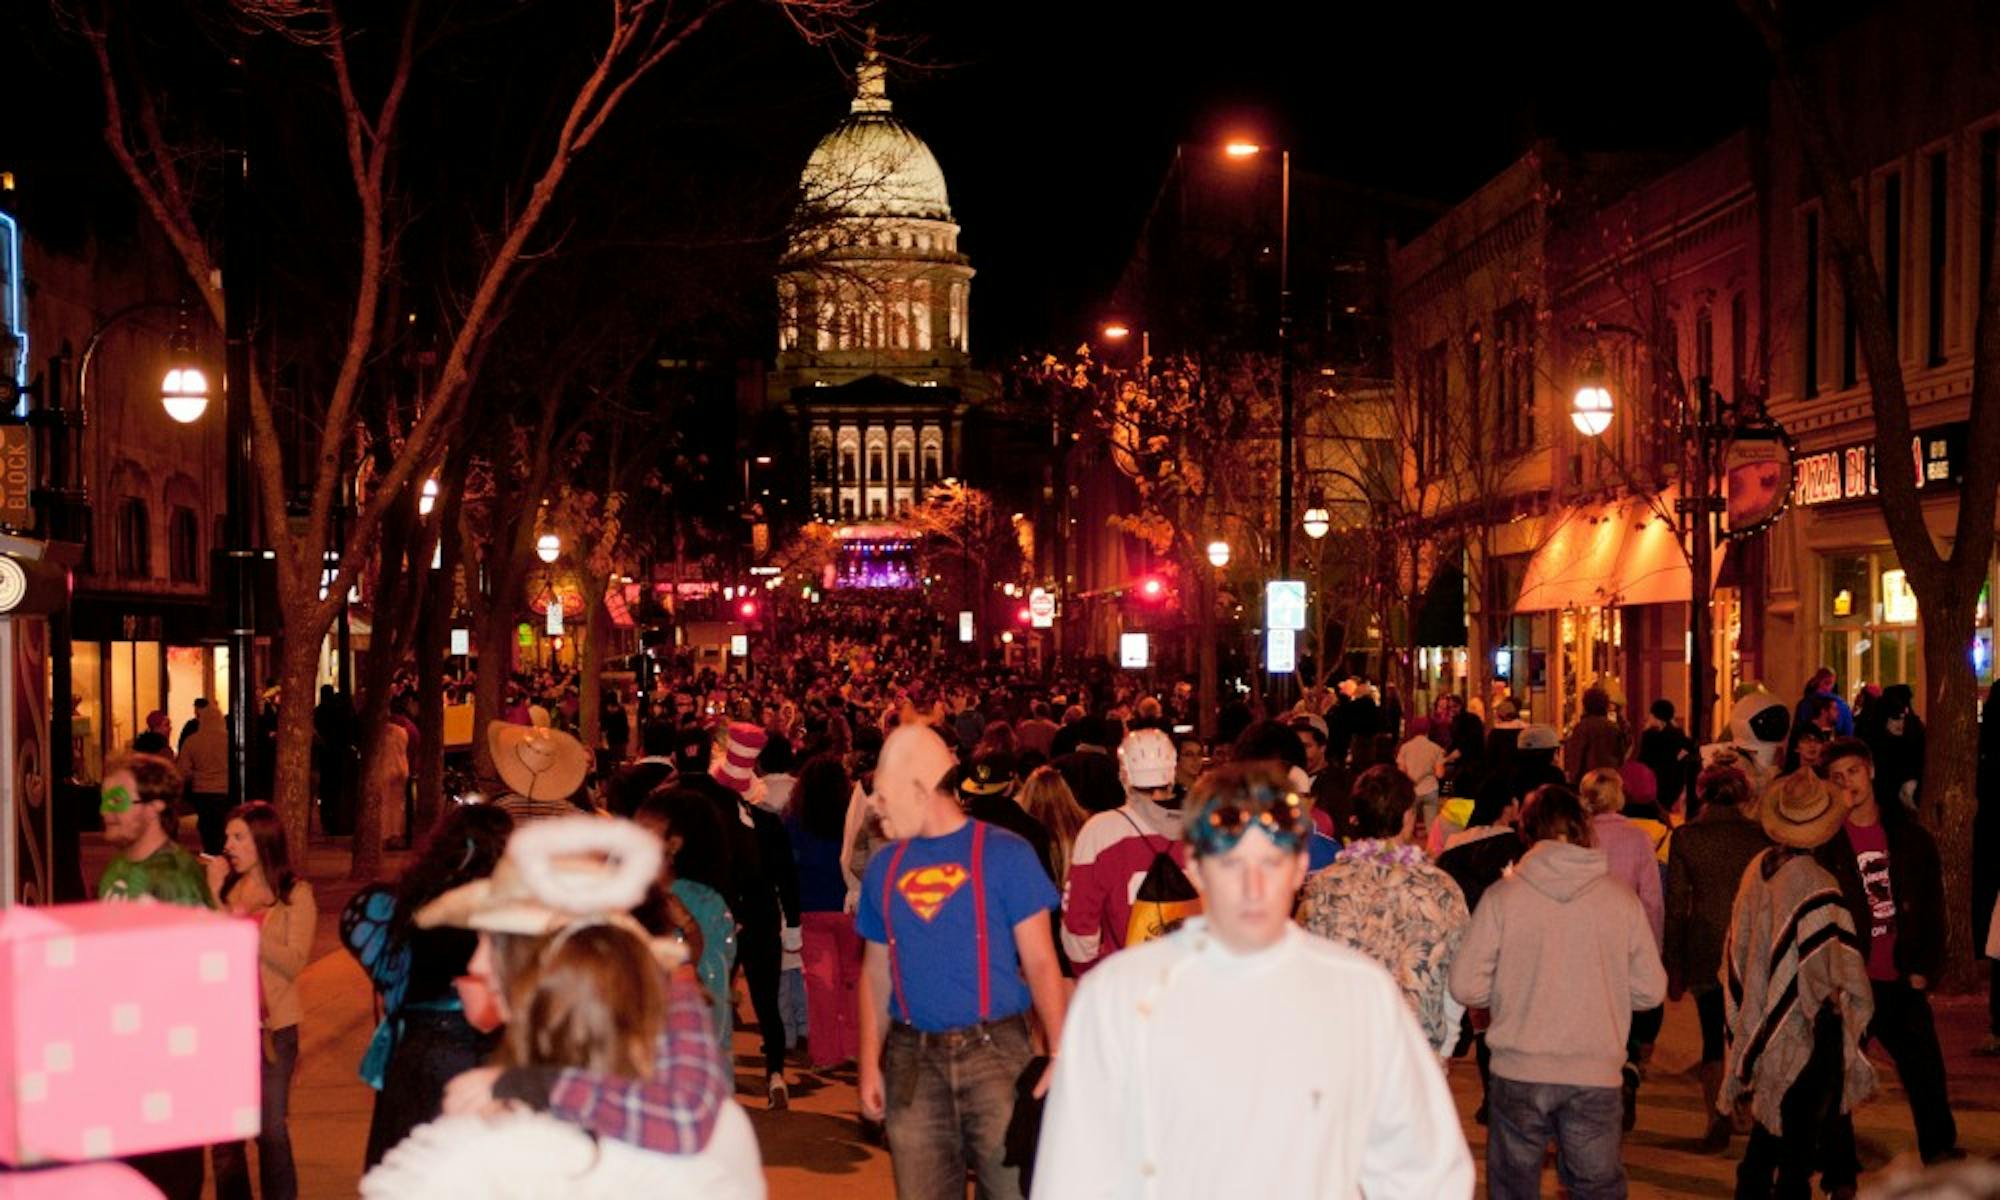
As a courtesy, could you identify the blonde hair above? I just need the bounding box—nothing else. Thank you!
[1579,767,1626,815]
[1018,766,1088,885]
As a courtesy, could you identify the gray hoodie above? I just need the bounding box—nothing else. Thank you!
[1448,840,1667,1088]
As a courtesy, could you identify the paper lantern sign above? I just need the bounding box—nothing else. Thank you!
[0,902,260,1166]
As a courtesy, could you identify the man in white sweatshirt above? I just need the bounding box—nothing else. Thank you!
[1449,782,1666,1200]
[1037,762,1473,1199]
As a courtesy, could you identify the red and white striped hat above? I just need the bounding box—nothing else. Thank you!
[713,722,767,795]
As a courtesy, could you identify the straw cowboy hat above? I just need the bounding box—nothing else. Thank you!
[417,816,685,970]
[1760,769,1847,850]
[488,721,591,803]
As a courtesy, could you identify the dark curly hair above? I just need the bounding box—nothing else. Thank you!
[392,803,515,941]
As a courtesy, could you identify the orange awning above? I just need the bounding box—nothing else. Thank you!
[1514,492,1713,612]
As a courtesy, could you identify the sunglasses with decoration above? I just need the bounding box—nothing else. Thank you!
[1186,778,1312,857]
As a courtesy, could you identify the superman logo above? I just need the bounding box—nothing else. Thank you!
[896,863,970,921]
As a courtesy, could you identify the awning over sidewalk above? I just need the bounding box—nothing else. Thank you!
[1513,493,1711,612]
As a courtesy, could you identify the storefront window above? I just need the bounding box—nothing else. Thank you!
[71,642,103,784]
[1976,582,1994,691]
[1821,550,1918,692]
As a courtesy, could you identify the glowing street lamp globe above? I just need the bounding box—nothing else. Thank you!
[1206,540,1231,569]
[419,477,440,516]
[1302,507,1331,540]
[160,365,211,424]
[1571,357,1614,438]
[535,533,561,564]
[1571,384,1614,437]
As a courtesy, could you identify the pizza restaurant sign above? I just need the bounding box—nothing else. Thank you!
[1791,422,1966,508]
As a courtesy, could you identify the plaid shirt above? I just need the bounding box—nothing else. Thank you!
[546,974,731,1154]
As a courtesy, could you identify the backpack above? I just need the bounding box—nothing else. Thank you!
[1118,811,1202,946]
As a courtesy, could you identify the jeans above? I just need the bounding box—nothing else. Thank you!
[214,1024,299,1200]
[800,911,862,1066]
[883,1014,1035,1200]
[1486,1076,1627,1200]
[1868,980,1959,1161]
[780,967,809,1050]
[1737,1004,1857,1198]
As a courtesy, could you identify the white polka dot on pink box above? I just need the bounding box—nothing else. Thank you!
[0,902,260,1165]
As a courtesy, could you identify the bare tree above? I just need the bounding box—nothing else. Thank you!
[1741,0,2000,987]
[68,0,864,849]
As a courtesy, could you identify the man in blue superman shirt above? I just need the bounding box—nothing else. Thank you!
[858,724,1067,1200]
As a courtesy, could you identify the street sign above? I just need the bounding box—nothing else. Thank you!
[545,602,563,635]
[1028,588,1055,629]
[1265,580,1307,631]
[1721,419,1796,538]
[1119,632,1149,669]
[1266,627,1296,674]
[450,628,470,656]
[958,611,974,643]
[730,634,749,657]
[0,427,32,532]
[517,622,535,648]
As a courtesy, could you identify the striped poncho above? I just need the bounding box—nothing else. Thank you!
[1720,847,1877,1134]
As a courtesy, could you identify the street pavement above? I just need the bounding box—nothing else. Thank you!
[78,835,2000,1197]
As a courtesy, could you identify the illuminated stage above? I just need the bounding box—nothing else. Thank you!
[833,524,920,591]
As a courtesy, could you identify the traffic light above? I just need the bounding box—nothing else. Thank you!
[1138,576,1165,601]
[1016,606,1032,624]
[738,599,758,620]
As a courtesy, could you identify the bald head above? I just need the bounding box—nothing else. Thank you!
[874,723,956,839]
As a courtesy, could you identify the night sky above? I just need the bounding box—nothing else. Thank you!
[6,0,1775,362]
[868,0,1773,355]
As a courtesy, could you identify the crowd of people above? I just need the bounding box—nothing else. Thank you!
[89,625,2000,1197]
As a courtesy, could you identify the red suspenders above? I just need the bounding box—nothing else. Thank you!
[883,822,992,1028]
[883,840,913,1024]
[972,821,991,1022]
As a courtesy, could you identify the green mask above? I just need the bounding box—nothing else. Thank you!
[100,785,135,815]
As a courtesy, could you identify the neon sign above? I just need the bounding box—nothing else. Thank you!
[0,211,24,416]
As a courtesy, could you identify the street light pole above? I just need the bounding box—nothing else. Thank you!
[1680,378,1721,749]
[222,65,256,806]
[1571,323,1724,748]
[1277,149,1293,581]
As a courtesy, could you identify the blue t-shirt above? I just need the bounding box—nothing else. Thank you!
[1307,831,1342,873]
[857,821,1058,1032]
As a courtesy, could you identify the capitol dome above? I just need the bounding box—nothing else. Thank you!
[798,51,952,222]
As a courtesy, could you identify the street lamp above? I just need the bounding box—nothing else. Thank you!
[536,532,561,564]
[1570,353,1614,437]
[1302,503,1330,542]
[1222,138,1293,578]
[1572,335,1727,747]
[159,305,210,424]
[1207,540,1231,569]
[418,477,439,516]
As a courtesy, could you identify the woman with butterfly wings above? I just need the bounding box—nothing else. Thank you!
[341,804,515,1169]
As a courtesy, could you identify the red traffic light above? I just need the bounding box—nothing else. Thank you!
[1016,606,1032,624]
[738,600,758,619]
[1138,576,1165,601]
